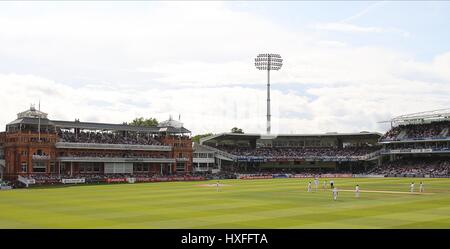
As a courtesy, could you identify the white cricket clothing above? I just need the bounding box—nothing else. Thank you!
[332,188,338,200]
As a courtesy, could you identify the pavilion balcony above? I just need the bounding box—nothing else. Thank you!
[55,142,172,151]
[57,156,176,163]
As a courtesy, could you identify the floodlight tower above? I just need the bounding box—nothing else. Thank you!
[255,53,283,134]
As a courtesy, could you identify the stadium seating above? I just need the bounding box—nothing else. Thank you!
[368,158,450,177]
[381,121,450,141]
[213,145,379,159]
[59,151,167,158]
[58,130,162,145]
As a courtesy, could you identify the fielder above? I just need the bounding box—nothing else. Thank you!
[355,184,360,198]
[332,187,338,201]
[410,182,415,193]
[307,181,312,192]
[216,181,221,192]
[419,182,424,193]
[314,177,319,192]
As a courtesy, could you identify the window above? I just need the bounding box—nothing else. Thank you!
[133,164,142,172]
[32,161,46,173]
[21,162,27,173]
[176,163,185,173]
[50,162,56,173]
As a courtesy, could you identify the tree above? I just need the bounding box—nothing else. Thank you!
[192,133,214,144]
[231,127,244,134]
[127,117,159,127]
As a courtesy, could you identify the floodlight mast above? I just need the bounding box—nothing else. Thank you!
[255,53,283,134]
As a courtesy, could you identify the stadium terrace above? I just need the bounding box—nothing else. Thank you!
[1,107,450,188]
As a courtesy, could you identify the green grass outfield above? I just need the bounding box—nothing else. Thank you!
[1,177,450,228]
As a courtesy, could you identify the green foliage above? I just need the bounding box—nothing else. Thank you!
[231,127,244,134]
[128,117,159,127]
[192,133,214,144]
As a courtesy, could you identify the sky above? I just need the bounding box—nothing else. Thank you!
[0,1,449,135]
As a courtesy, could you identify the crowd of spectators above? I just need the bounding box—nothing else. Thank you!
[368,158,450,177]
[220,167,354,175]
[58,130,162,145]
[381,121,450,141]
[0,180,12,187]
[59,151,168,158]
[385,142,450,151]
[215,145,379,159]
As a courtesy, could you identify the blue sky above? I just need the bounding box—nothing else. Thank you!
[0,1,449,135]
[228,1,450,60]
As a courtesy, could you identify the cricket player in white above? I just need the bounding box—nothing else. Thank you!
[355,184,360,198]
[307,182,312,192]
[332,187,338,201]
[420,182,424,192]
[410,182,415,193]
[216,181,220,192]
[323,180,327,190]
[314,178,319,192]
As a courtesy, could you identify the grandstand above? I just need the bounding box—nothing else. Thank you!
[199,132,383,175]
[196,108,450,178]
[1,106,450,187]
[0,106,196,186]
[376,109,450,177]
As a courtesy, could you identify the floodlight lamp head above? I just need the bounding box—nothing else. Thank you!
[254,53,283,70]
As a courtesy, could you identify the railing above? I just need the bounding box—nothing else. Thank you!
[32,155,50,160]
[360,149,383,160]
[382,148,450,154]
[380,136,450,143]
[55,142,172,151]
[57,156,176,163]
[200,144,237,160]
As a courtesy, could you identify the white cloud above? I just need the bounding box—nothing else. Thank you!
[313,22,384,33]
[312,22,409,38]
[0,2,449,136]
[341,1,388,23]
